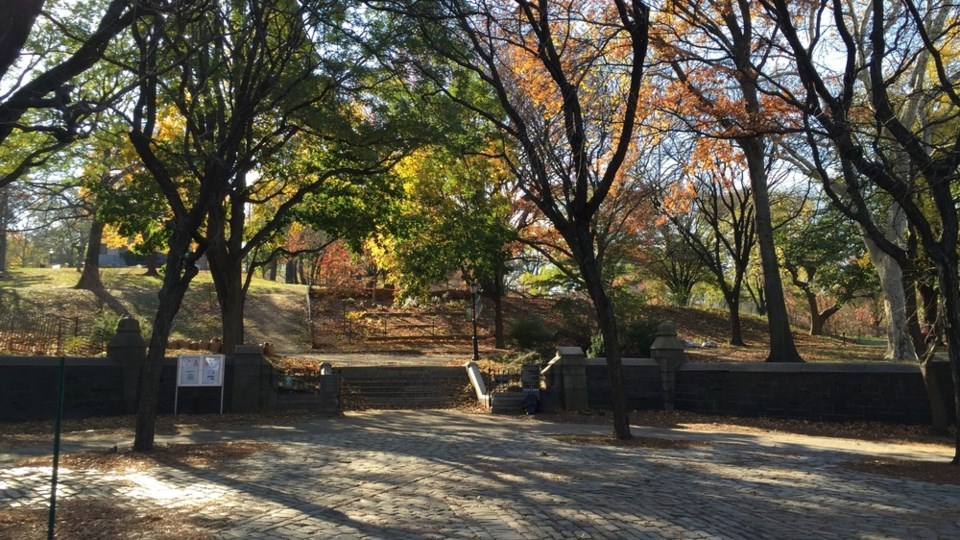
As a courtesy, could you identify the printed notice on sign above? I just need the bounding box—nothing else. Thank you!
[177,355,224,387]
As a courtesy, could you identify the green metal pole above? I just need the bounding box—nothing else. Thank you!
[47,356,66,540]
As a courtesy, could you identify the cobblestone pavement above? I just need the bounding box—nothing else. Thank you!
[2,410,959,539]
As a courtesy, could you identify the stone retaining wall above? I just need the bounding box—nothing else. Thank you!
[544,348,955,425]
[0,320,339,421]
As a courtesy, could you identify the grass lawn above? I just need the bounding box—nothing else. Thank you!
[0,268,897,363]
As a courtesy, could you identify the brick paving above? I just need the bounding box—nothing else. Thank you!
[2,410,960,539]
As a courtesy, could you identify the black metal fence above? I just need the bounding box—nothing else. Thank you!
[0,313,99,356]
[482,364,541,393]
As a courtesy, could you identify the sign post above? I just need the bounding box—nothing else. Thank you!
[175,354,225,414]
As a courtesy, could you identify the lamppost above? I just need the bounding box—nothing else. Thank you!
[468,282,479,361]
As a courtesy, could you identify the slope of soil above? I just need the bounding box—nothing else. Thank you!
[0,268,886,363]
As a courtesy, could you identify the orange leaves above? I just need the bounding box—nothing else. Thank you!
[650,0,802,137]
[496,0,638,143]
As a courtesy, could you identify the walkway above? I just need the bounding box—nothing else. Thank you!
[2,410,958,539]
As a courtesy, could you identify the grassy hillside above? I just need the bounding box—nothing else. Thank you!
[0,267,311,353]
[0,267,886,362]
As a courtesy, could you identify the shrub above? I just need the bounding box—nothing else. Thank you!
[506,316,553,356]
[586,318,659,358]
[552,296,595,351]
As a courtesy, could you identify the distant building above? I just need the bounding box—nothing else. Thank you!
[97,244,129,267]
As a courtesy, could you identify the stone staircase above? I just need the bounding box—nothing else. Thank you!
[337,366,470,409]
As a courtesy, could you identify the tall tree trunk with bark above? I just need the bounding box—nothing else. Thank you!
[268,258,278,282]
[0,0,44,79]
[861,233,917,361]
[569,227,629,439]
[207,244,245,356]
[74,219,104,291]
[143,252,159,277]
[0,186,8,277]
[134,232,199,451]
[285,259,298,284]
[741,139,802,362]
[481,265,506,349]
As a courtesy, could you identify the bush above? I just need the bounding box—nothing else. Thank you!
[620,318,660,357]
[506,316,554,356]
[91,311,122,351]
[552,296,595,351]
[586,318,659,358]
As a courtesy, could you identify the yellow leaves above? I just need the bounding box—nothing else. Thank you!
[102,224,134,249]
[155,105,187,143]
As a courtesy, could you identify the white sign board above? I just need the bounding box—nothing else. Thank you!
[175,354,225,414]
[177,355,224,387]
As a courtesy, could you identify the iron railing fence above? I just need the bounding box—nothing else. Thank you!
[0,313,100,356]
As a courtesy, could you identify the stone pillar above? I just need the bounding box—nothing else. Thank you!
[107,317,147,414]
[650,323,685,411]
[556,346,589,411]
[232,344,267,413]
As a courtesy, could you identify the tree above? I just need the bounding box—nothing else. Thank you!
[124,0,420,450]
[653,0,803,362]
[779,143,923,362]
[0,0,44,79]
[0,0,135,189]
[776,197,875,336]
[645,224,706,307]
[369,145,516,347]
[651,137,757,345]
[763,0,960,459]
[394,0,651,439]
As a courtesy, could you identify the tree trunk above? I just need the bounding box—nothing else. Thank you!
[268,258,278,281]
[747,278,766,316]
[934,255,960,463]
[568,227,631,439]
[285,259,298,284]
[134,235,198,452]
[919,279,941,343]
[723,291,745,346]
[741,139,802,362]
[74,219,104,291]
[0,0,44,80]
[919,353,950,435]
[482,265,507,349]
[207,243,245,355]
[861,233,917,361]
[205,199,246,356]
[0,186,8,277]
[143,252,160,277]
[813,305,841,336]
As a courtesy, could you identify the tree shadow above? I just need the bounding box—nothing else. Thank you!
[122,410,960,538]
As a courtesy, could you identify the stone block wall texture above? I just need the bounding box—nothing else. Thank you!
[585,363,662,411]
[673,362,955,424]
[275,374,341,415]
[0,357,125,421]
[0,354,339,421]
[580,360,955,424]
[336,366,467,409]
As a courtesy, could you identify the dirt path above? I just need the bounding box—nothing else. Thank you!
[243,292,312,353]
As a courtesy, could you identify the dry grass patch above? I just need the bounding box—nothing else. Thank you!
[536,409,954,447]
[841,458,960,485]
[550,433,709,450]
[15,440,273,472]
[0,497,224,540]
[0,411,317,447]
[1,441,271,539]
